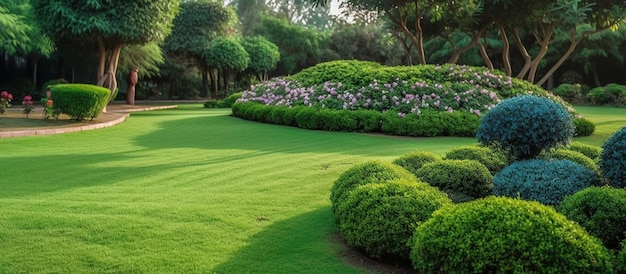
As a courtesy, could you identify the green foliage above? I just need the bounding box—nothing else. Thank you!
[289,60,383,88]
[207,38,250,72]
[392,150,442,176]
[50,84,109,121]
[337,180,451,260]
[329,160,415,214]
[477,95,575,160]
[118,43,164,79]
[600,127,626,188]
[552,83,584,103]
[444,146,508,175]
[573,117,596,137]
[541,149,599,174]
[558,186,626,250]
[380,110,480,137]
[568,141,601,160]
[410,196,614,273]
[414,159,493,200]
[41,78,68,97]
[240,36,280,76]
[586,83,626,106]
[618,241,626,273]
[205,92,243,109]
[493,159,598,205]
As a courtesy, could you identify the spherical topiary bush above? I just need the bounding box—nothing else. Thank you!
[414,159,492,200]
[444,146,508,175]
[541,149,600,175]
[493,159,597,205]
[569,141,601,160]
[329,161,415,214]
[337,180,451,260]
[476,95,575,159]
[600,127,626,188]
[558,186,626,250]
[392,150,442,176]
[410,197,614,273]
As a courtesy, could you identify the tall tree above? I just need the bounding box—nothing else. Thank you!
[31,0,180,103]
[206,37,250,95]
[240,36,280,82]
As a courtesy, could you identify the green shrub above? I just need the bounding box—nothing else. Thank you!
[569,141,601,160]
[585,84,626,106]
[353,109,382,132]
[50,84,109,121]
[337,180,451,260]
[617,241,626,273]
[558,186,626,250]
[477,95,574,160]
[600,127,626,188]
[329,160,415,214]
[221,92,242,108]
[392,150,442,176]
[41,78,68,97]
[444,146,508,175]
[541,149,600,174]
[289,60,383,88]
[203,100,220,108]
[573,117,596,137]
[552,83,583,103]
[410,196,614,273]
[493,159,597,205]
[414,159,493,200]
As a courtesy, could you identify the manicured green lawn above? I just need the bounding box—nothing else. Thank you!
[0,104,623,273]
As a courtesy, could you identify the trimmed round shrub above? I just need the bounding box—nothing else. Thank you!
[329,160,415,214]
[414,159,493,200]
[541,149,599,174]
[573,117,596,137]
[558,186,626,250]
[600,127,626,188]
[337,180,451,260]
[392,150,442,175]
[493,159,597,205]
[444,146,508,175]
[409,196,614,273]
[50,84,110,121]
[41,78,68,97]
[569,141,601,160]
[477,95,575,159]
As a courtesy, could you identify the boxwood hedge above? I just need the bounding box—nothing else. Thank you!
[50,84,109,121]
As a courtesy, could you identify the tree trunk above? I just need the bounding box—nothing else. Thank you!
[477,40,494,70]
[512,30,532,79]
[526,26,553,83]
[536,30,582,86]
[209,68,218,99]
[592,61,601,87]
[385,8,426,65]
[498,24,512,76]
[201,64,209,98]
[96,43,122,112]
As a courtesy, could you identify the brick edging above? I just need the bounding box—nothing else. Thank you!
[0,113,130,138]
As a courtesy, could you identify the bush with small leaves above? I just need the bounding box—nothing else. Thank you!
[409,197,614,273]
[493,159,597,205]
[600,127,626,188]
[392,150,442,176]
[50,84,109,121]
[329,161,415,214]
[617,241,626,273]
[338,180,451,260]
[573,117,596,137]
[568,141,601,160]
[477,95,574,159]
[444,146,508,175]
[558,186,626,250]
[414,159,492,200]
[541,149,599,175]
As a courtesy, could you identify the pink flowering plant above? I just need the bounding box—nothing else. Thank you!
[22,95,35,118]
[0,91,13,114]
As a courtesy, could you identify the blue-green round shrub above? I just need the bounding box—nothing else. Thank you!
[329,161,415,214]
[414,159,492,200]
[50,84,109,121]
[558,186,626,250]
[444,146,508,175]
[493,159,597,205]
[541,149,599,174]
[569,141,601,160]
[600,127,626,188]
[573,117,595,137]
[409,197,613,273]
[337,180,451,260]
[477,95,575,159]
[392,150,442,176]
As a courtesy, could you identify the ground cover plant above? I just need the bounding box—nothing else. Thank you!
[0,105,624,273]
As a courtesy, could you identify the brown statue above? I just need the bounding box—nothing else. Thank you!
[126,67,139,105]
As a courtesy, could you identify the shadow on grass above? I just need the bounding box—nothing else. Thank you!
[212,207,366,274]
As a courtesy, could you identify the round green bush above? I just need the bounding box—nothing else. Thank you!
[600,127,626,188]
[410,196,613,273]
[41,78,68,97]
[573,117,596,137]
[477,95,575,159]
[558,186,626,250]
[392,150,442,176]
[569,141,601,160]
[541,149,599,174]
[337,180,451,260]
[414,159,493,200]
[444,146,508,175]
[50,84,110,121]
[329,160,415,214]
[493,159,597,205]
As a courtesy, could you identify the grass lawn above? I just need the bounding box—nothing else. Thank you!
[0,104,624,273]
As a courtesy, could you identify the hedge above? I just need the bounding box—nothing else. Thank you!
[50,84,110,121]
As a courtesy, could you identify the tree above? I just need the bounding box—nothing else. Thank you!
[240,36,280,82]
[206,37,250,96]
[31,0,180,104]
[164,1,234,98]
